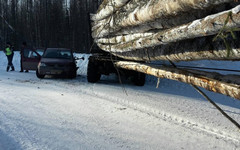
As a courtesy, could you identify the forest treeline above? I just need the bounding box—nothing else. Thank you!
[0,0,102,52]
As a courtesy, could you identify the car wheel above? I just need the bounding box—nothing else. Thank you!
[36,69,45,79]
[68,71,77,79]
[87,59,101,83]
[132,71,145,86]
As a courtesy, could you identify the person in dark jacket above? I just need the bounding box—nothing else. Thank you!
[20,42,28,72]
[4,42,15,72]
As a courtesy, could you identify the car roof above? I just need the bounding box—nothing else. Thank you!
[46,48,71,51]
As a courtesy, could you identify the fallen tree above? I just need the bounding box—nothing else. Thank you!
[115,61,240,100]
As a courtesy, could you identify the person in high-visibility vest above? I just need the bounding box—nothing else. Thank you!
[4,42,15,72]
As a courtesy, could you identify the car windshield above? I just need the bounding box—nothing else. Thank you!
[43,49,72,59]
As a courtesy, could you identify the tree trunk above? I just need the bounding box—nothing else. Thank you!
[115,61,240,100]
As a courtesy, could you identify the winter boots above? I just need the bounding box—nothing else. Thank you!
[6,66,10,72]
[11,66,15,71]
[6,66,15,72]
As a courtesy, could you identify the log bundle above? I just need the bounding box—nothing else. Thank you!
[92,0,240,99]
[92,0,240,61]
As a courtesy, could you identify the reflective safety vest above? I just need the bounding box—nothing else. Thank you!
[5,47,12,56]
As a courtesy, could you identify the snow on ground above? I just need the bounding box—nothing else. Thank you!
[0,51,239,150]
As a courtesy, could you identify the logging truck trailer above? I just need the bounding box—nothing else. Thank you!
[87,1,240,100]
[87,47,146,86]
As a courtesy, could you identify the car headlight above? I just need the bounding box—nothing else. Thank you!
[39,62,46,67]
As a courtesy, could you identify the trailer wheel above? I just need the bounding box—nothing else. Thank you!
[87,59,101,83]
[133,72,145,86]
[36,69,45,79]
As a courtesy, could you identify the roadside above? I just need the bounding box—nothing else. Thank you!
[0,52,239,149]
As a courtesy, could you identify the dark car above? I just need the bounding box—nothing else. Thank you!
[36,48,77,79]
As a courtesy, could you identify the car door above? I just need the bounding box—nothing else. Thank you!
[22,48,42,70]
[35,48,44,56]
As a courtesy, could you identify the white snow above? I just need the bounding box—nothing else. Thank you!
[0,51,240,150]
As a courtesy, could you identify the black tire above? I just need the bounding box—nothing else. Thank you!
[132,72,145,86]
[68,71,77,79]
[87,59,101,83]
[36,69,45,79]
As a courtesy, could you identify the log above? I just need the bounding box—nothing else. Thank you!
[115,61,240,100]
[91,0,152,37]
[92,0,236,38]
[96,32,154,44]
[111,10,210,36]
[110,35,240,61]
[96,5,240,52]
[120,0,234,27]
[92,0,145,22]
[91,0,130,21]
[113,3,239,36]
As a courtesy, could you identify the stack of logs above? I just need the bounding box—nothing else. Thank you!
[91,0,240,100]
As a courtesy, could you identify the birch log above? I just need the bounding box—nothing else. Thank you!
[111,35,240,61]
[119,0,234,27]
[113,3,238,36]
[96,32,154,44]
[115,61,240,100]
[111,10,210,36]
[97,5,240,52]
[92,0,236,38]
[91,0,130,21]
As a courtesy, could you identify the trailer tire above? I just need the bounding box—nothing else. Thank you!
[133,72,145,86]
[87,60,101,83]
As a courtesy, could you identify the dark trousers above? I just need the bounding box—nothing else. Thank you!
[20,55,23,71]
[6,54,14,71]
[7,54,14,67]
[20,55,28,72]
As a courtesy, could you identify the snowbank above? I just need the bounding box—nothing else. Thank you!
[74,53,90,76]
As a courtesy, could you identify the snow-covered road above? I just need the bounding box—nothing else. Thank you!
[0,52,239,150]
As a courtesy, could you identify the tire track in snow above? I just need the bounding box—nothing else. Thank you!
[84,84,240,147]
[8,77,240,148]
[43,78,240,147]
